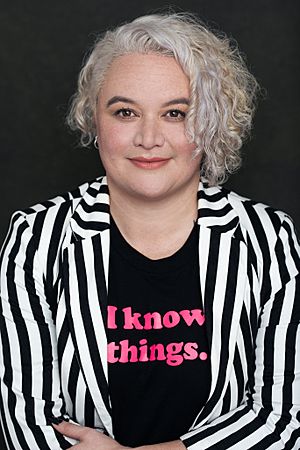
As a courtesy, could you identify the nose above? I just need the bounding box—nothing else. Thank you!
[133,117,165,149]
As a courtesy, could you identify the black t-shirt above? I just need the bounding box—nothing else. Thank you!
[107,218,211,447]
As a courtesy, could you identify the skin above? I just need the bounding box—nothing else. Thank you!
[54,53,198,448]
[53,421,185,448]
[96,53,201,259]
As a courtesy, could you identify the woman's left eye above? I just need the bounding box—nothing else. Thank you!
[114,108,136,118]
[165,110,186,120]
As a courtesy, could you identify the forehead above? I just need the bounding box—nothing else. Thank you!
[99,53,190,101]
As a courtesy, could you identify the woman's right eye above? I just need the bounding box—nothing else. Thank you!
[114,108,136,118]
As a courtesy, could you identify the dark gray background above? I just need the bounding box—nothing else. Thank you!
[0,0,299,448]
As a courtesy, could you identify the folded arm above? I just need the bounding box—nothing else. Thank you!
[0,212,72,449]
[180,215,300,449]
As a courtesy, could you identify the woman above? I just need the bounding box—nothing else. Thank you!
[0,12,299,450]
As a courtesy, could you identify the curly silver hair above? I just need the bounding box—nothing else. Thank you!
[67,13,260,185]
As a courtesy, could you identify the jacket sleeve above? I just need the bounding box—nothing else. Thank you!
[180,214,300,449]
[0,212,73,449]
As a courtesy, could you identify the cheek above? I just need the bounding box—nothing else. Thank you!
[181,145,201,173]
[167,127,196,156]
[98,121,131,156]
[179,142,198,162]
[98,129,119,157]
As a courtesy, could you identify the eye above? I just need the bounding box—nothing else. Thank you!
[165,109,186,120]
[113,108,136,119]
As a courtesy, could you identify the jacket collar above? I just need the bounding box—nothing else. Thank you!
[68,176,240,242]
[69,177,110,242]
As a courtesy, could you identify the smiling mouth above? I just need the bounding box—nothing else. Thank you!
[129,157,171,169]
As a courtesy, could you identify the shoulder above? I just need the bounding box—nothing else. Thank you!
[225,187,289,231]
[200,182,292,237]
[220,185,299,263]
[11,176,104,234]
[1,177,107,288]
[3,177,106,263]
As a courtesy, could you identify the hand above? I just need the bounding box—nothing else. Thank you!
[52,421,130,449]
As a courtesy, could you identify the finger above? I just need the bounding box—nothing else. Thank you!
[52,421,85,440]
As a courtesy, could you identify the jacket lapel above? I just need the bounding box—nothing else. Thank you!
[61,177,113,434]
[193,184,248,427]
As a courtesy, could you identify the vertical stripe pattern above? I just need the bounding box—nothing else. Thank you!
[0,176,299,449]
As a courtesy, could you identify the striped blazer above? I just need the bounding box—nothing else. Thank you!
[0,176,299,450]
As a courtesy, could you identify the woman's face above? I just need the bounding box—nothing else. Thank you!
[96,53,201,202]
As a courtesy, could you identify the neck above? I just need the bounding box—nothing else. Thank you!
[108,178,200,259]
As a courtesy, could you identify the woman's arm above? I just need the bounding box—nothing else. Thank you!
[53,421,186,449]
[0,212,73,449]
[179,214,300,449]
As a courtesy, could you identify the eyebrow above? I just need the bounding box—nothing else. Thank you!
[162,98,190,107]
[106,96,190,108]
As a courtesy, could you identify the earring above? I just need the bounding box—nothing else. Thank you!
[94,136,99,149]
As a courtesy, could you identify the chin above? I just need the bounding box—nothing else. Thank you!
[131,189,170,201]
[124,180,171,200]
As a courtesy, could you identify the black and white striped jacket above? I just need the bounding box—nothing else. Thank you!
[0,176,299,450]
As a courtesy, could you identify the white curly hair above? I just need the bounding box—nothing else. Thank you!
[67,12,260,185]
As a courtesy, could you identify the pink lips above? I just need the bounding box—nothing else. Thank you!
[129,157,171,170]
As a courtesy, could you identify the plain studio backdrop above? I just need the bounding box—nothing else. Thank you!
[0,0,299,448]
